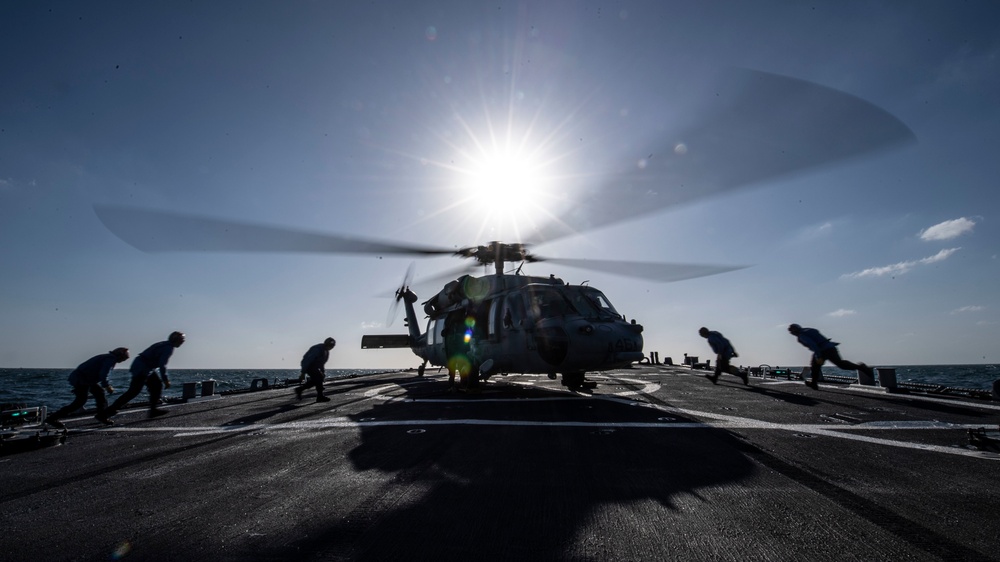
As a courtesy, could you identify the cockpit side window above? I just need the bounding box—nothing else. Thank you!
[487,299,499,338]
[526,286,577,319]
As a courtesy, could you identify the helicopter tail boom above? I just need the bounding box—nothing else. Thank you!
[361,335,411,349]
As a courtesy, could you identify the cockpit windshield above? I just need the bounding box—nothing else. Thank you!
[524,285,622,321]
[568,286,621,320]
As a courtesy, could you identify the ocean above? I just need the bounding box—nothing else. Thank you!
[1,364,997,410]
[0,368,400,410]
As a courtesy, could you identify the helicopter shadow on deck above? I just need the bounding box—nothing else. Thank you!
[257,376,760,561]
[743,384,820,407]
[222,403,300,426]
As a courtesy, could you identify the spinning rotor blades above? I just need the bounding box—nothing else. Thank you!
[537,258,746,283]
[521,68,916,246]
[95,206,456,257]
[94,69,914,286]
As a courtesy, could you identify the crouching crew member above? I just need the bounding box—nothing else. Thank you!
[699,327,749,385]
[101,331,185,421]
[45,347,130,429]
[788,323,874,390]
[295,337,336,403]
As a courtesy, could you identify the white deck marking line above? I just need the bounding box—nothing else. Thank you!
[841,384,1000,411]
[53,376,999,459]
[161,418,1000,459]
[599,396,999,460]
[410,397,588,403]
[65,415,997,459]
[679,375,1000,412]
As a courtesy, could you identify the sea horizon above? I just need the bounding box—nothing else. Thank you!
[2,364,997,411]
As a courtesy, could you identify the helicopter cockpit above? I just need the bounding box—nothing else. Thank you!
[564,286,621,321]
[526,285,621,321]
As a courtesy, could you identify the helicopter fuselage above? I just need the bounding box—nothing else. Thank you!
[364,273,644,388]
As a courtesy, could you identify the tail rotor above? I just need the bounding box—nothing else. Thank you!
[386,262,416,327]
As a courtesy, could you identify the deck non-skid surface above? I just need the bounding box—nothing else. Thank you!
[2,366,998,561]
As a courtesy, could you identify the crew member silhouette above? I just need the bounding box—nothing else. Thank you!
[788,323,875,389]
[45,347,130,429]
[699,327,748,385]
[102,331,185,421]
[295,337,335,403]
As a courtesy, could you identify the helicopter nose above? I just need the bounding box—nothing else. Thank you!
[561,320,643,369]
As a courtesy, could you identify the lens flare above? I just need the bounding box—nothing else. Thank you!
[447,355,471,376]
[112,541,132,560]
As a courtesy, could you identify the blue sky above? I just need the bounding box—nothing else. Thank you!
[1,1,997,370]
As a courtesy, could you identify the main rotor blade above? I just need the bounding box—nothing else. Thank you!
[374,264,483,298]
[540,257,747,283]
[411,264,482,290]
[523,68,916,246]
[95,205,456,256]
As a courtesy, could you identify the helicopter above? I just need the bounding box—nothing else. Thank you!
[364,242,663,390]
[93,69,914,390]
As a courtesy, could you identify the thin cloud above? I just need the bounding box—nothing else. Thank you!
[827,308,856,317]
[788,220,841,245]
[842,248,960,279]
[951,305,984,314]
[920,217,976,241]
[799,221,834,241]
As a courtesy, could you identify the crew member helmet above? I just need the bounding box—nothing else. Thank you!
[324,337,336,347]
[698,327,709,337]
[169,331,186,346]
[787,324,802,334]
[110,347,130,361]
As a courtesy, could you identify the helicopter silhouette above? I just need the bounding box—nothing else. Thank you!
[94,69,914,390]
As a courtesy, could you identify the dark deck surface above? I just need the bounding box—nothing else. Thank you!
[3,365,999,561]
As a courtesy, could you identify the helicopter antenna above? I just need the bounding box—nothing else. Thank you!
[581,280,590,286]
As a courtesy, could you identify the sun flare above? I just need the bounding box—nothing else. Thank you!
[467,151,544,217]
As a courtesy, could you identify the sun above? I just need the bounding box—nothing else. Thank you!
[453,144,559,239]
[468,151,543,214]
[413,110,575,241]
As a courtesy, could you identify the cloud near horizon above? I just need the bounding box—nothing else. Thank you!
[951,305,984,314]
[828,308,857,317]
[920,217,976,241]
[842,248,960,279]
